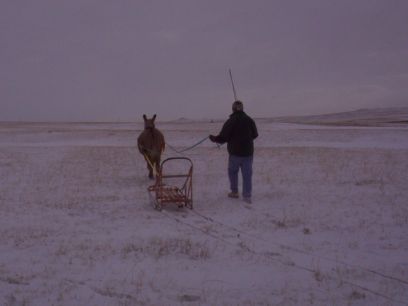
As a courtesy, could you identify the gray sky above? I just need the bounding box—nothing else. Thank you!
[1,0,408,121]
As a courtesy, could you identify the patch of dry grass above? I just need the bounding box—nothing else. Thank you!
[122,237,210,260]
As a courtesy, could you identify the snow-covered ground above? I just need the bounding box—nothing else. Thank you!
[1,114,408,305]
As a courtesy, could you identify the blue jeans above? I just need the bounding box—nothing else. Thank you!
[228,155,253,198]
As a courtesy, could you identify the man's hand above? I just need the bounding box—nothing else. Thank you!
[209,135,217,142]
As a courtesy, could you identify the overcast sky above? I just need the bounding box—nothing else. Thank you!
[1,0,407,121]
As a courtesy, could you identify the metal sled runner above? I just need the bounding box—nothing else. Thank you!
[148,157,193,210]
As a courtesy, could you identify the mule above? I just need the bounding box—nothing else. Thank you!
[137,114,165,179]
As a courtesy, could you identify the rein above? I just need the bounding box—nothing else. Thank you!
[166,136,210,154]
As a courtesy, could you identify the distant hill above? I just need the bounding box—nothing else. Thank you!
[269,107,408,126]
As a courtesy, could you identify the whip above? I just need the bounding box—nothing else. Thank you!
[228,68,238,101]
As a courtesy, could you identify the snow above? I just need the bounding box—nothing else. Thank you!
[1,113,408,305]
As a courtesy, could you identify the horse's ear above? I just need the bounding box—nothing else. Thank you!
[153,114,157,121]
[143,114,147,121]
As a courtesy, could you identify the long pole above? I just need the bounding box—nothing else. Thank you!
[228,68,238,101]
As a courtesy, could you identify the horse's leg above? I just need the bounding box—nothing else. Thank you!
[153,155,161,176]
[143,154,154,179]
[148,163,154,179]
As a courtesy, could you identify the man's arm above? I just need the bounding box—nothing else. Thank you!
[209,119,232,144]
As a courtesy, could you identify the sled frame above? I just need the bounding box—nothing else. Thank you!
[148,157,193,210]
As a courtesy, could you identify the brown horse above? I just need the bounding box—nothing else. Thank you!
[137,114,165,179]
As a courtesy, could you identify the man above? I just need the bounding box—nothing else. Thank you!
[209,100,258,204]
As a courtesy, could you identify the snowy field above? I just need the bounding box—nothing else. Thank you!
[1,113,408,305]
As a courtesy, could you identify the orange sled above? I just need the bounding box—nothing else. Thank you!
[148,157,193,210]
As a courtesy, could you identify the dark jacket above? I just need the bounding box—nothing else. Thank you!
[213,111,258,156]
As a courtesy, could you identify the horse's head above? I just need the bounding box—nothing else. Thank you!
[143,114,157,130]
